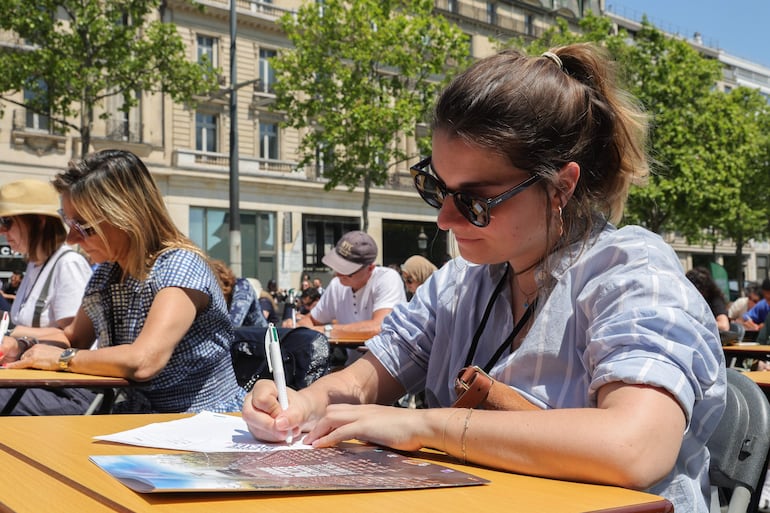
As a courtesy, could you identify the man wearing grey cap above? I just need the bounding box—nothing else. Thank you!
[294,230,405,363]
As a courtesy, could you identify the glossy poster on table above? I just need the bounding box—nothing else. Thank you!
[90,442,489,493]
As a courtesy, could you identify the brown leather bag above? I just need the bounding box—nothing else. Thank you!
[452,366,540,411]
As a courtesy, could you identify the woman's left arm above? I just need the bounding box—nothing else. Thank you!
[457,381,685,489]
[5,287,205,380]
[308,381,684,490]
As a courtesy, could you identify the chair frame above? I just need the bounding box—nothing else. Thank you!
[708,368,770,513]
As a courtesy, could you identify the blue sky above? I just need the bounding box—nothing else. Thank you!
[606,1,770,68]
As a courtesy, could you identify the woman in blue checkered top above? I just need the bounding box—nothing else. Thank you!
[1,149,245,413]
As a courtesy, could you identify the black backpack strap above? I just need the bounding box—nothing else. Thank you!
[32,249,74,328]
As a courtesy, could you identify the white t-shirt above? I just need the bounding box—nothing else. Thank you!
[11,244,92,328]
[310,266,406,325]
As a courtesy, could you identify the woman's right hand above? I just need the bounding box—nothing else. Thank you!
[242,379,312,443]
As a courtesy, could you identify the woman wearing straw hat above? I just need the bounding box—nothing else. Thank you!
[0,178,94,414]
[0,179,92,329]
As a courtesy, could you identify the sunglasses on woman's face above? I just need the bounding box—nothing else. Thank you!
[409,156,542,228]
[57,209,97,238]
[0,217,13,230]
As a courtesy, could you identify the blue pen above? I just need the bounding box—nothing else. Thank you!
[265,323,292,443]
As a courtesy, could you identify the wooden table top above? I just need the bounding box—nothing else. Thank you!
[0,368,129,388]
[327,334,372,345]
[743,371,770,388]
[0,414,673,513]
[722,343,770,352]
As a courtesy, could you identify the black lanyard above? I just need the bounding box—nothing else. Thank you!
[462,263,537,373]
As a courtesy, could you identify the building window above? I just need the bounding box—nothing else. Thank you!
[525,14,535,36]
[259,121,279,160]
[757,255,768,281]
[106,90,141,142]
[302,215,359,271]
[486,2,496,25]
[196,112,218,153]
[314,143,335,178]
[190,206,276,281]
[447,0,457,14]
[23,80,50,132]
[258,48,277,94]
[197,35,218,68]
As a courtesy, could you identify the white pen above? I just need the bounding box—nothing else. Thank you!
[0,311,9,337]
[264,322,292,443]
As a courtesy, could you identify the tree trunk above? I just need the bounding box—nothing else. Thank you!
[79,94,94,157]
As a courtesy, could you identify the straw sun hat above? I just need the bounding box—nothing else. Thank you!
[0,179,60,218]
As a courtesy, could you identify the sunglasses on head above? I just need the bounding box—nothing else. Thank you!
[57,209,97,238]
[0,217,13,230]
[409,156,542,228]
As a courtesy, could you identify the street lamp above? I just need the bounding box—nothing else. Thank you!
[417,227,428,255]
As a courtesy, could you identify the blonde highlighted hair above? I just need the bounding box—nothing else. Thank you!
[52,149,204,280]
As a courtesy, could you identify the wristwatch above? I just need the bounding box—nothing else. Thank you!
[58,348,79,371]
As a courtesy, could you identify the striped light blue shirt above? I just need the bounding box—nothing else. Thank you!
[368,223,725,513]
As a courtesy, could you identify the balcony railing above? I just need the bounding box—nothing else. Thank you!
[174,149,301,176]
[434,0,546,38]
[195,0,293,20]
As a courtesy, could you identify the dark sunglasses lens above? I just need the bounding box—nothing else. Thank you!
[454,193,489,227]
[0,217,11,229]
[413,172,444,209]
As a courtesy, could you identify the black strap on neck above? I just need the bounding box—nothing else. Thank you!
[462,264,538,373]
[481,299,536,373]
[463,264,509,369]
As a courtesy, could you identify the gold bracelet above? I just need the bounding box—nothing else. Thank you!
[460,408,473,463]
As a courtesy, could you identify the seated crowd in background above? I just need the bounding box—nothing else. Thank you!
[685,267,730,332]
[728,282,761,324]
[209,259,267,329]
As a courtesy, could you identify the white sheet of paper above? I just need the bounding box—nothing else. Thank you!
[93,411,311,452]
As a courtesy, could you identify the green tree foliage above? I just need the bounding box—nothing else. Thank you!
[272,0,470,230]
[0,0,217,156]
[518,15,723,234]
[509,14,770,282]
[681,88,770,266]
